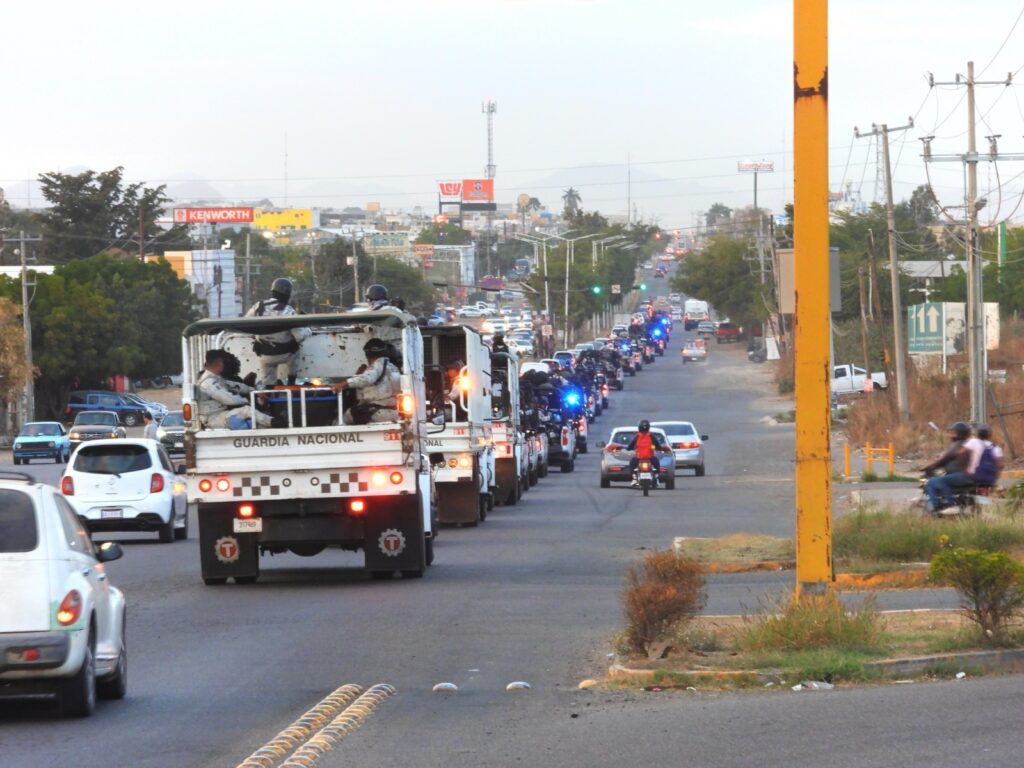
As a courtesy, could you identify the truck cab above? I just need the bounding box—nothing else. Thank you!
[181,310,435,584]
[421,325,495,525]
[490,352,526,505]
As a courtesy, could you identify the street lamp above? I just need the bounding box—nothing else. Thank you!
[550,232,598,346]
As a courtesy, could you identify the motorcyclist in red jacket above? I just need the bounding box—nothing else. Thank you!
[626,420,669,487]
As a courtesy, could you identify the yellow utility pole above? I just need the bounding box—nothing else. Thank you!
[792,0,833,595]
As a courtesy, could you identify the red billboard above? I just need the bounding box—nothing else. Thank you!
[461,179,494,203]
[173,207,254,224]
[437,181,462,202]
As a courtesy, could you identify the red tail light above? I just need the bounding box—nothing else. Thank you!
[602,385,609,395]
[238,503,255,519]
[56,590,82,626]
[679,441,700,449]
[198,478,213,493]
[561,427,569,447]
[150,473,165,494]
[61,476,74,496]
[349,499,366,514]
[215,477,231,493]
[389,471,404,485]
[640,460,651,471]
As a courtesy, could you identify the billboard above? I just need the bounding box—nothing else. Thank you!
[462,179,494,203]
[438,181,462,203]
[173,207,254,224]
[737,161,775,172]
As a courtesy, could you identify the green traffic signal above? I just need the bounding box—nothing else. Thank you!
[592,285,602,295]
[640,283,647,291]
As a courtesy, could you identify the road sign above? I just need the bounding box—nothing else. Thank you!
[611,284,621,295]
[173,207,253,224]
[907,302,943,353]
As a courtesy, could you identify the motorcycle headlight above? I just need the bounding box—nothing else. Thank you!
[157,428,166,439]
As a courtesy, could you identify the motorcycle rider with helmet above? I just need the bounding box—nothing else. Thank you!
[625,419,670,488]
[919,421,973,512]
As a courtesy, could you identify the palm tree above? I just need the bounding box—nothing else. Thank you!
[562,187,582,219]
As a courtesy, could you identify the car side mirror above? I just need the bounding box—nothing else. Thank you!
[96,541,124,563]
[701,435,709,441]
[175,464,187,475]
[596,441,607,449]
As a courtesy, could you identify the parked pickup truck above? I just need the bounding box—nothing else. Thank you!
[715,322,742,344]
[832,364,887,394]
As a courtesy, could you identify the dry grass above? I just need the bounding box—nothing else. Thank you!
[736,593,884,653]
[622,551,706,654]
[842,320,1024,458]
[673,533,795,567]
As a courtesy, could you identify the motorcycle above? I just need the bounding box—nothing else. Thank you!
[915,471,993,518]
[636,458,656,497]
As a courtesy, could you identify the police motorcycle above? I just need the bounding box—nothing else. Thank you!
[559,383,590,453]
[539,385,579,472]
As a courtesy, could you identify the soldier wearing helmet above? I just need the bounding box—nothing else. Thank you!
[245,277,311,387]
[365,284,390,310]
[333,338,401,424]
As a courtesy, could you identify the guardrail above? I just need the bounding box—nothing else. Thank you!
[843,441,895,478]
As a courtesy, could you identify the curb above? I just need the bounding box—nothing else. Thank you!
[608,663,774,685]
[863,648,1024,676]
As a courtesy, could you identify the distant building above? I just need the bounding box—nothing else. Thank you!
[254,208,320,233]
[157,249,241,318]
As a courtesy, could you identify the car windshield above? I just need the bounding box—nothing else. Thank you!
[74,412,117,426]
[74,444,152,475]
[0,489,37,553]
[610,431,636,446]
[161,412,185,427]
[20,423,60,437]
[654,422,696,436]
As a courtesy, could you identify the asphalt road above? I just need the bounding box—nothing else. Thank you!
[1,328,1017,768]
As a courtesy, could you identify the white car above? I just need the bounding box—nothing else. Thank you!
[457,306,484,318]
[122,392,167,421]
[651,420,708,476]
[61,439,188,543]
[0,473,127,716]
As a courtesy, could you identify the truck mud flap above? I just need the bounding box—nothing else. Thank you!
[364,496,426,575]
[199,504,259,583]
[436,482,481,526]
[494,458,519,507]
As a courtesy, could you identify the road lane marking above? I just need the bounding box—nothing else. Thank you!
[278,684,396,768]
[236,684,363,768]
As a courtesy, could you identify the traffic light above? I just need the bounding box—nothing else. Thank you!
[639,282,647,291]
[592,285,602,295]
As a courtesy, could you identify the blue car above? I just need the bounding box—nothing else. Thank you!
[13,421,71,464]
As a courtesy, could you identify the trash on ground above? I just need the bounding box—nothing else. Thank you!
[955,671,967,680]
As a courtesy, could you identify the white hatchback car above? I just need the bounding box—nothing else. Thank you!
[0,472,127,716]
[61,439,188,543]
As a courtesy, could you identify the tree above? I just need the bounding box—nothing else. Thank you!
[705,203,732,232]
[0,255,199,417]
[371,256,437,312]
[517,195,542,226]
[0,297,34,415]
[36,167,190,262]
[562,187,582,219]
[415,223,470,246]
[672,236,764,323]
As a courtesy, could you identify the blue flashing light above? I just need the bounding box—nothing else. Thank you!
[659,316,670,325]
[563,389,582,407]
[652,329,663,338]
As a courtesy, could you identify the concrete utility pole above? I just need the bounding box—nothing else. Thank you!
[924,63,1021,424]
[17,231,42,424]
[792,0,832,596]
[482,100,497,277]
[854,120,913,422]
[244,230,252,309]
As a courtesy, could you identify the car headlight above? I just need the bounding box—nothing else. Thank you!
[108,432,118,438]
[157,428,166,439]
[47,441,55,448]
[69,432,80,440]
[13,442,22,450]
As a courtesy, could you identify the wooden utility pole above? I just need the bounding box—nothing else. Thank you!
[792,0,833,595]
[858,265,872,377]
[924,62,1022,423]
[854,120,914,421]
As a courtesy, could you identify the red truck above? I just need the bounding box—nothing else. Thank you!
[715,322,742,344]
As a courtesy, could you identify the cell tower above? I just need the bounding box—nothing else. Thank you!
[482,100,497,179]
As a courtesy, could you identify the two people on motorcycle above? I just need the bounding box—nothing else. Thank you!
[920,421,1003,513]
[626,419,671,488]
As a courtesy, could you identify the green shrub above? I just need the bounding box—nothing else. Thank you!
[622,551,705,654]
[834,507,1024,564]
[777,377,794,394]
[930,548,1024,639]
[736,594,883,653]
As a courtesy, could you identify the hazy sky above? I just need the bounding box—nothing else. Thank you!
[4,0,1024,230]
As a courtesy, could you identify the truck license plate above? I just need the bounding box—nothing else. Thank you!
[233,518,263,533]
[100,508,122,519]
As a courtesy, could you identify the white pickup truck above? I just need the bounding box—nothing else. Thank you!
[831,364,887,395]
[181,309,436,584]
